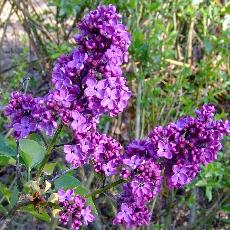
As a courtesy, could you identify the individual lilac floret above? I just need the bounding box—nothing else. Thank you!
[58,189,95,230]
[58,189,74,204]
[13,117,36,139]
[64,144,90,168]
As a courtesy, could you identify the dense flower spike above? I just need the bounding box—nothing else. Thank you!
[50,4,131,126]
[58,189,95,229]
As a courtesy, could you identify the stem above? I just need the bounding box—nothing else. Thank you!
[54,142,73,148]
[165,190,174,230]
[27,167,31,182]
[88,178,126,198]
[36,124,63,179]
[16,140,23,191]
[86,171,95,189]
[189,188,197,225]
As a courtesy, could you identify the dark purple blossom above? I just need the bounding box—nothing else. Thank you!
[58,189,95,229]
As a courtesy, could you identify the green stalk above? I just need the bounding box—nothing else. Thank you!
[36,124,63,179]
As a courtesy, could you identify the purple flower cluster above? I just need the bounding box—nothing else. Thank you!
[58,189,95,229]
[4,92,57,139]
[91,132,122,176]
[114,141,161,228]
[113,104,229,228]
[149,104,229,188]
[5,5,130,141]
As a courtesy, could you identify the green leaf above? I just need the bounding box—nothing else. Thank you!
[19,139,46,168]
[43,162,57,175]
[205,187,212,201]
[20,204,51,222]
[195,179,207,187]
[54,174,80,190]
[10,185,19,207]
[0,135,15,157]
[0,182,11,202]
[0,205,7,215]
[0,155,15,166]
[75,185,98,215]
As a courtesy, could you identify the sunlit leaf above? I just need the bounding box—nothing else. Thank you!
[54,174,80,190]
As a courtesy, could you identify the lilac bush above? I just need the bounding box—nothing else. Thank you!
[4,4,230,230]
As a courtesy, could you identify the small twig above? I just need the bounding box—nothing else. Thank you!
[19,75,31,92]
[54,140,74,148]
[49,167,79,183]
[187,17,195,65]
[86,171,95,189]
[165,190,174,230]
[165,59,191,68]
[173,11,183,60]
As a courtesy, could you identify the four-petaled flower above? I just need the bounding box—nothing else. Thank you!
[84,78,105,98]
[157,140,172,159]
[67,49,88,70]
[101,88,119,110]
[171,165,189,186]
[13,117,36,138]
[115,203,133,224]
[81,206,96,225]
[58,189,74,203]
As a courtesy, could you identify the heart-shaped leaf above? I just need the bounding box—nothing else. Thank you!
[19,139,46,168]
